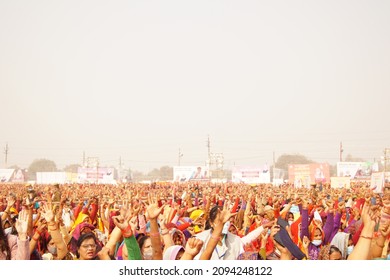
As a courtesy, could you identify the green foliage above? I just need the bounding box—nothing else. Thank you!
[63,164,81,173]
[27,159,57,180]
[129,166,173,182]
[158,166,173,181]
[275,154,314,170]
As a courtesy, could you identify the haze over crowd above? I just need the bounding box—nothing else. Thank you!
[1,1,389,173]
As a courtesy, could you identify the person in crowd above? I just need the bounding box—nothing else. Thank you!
[0,209,30,260]
[1,180,390,261]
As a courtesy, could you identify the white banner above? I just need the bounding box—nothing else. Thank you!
[173,166,209,182]
[371,172,385,194]
[36,172,68,184]
[77,167,115,184]
[331,177,351,189]
[232,165,270,184]
[0,169,15,183]
[337,162,376,180]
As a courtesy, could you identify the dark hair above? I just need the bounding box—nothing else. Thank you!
[329,245,342,255]
[0,216,12,260]
[205,205,220,230]
[137,235,150,252]
[76,232,97,258]
[77,232,97,248]
[285,212,294,221]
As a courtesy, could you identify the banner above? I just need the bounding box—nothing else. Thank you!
[371,172,385,194]
[232,165,270,184]
[77,167,115,184]
[36,172,68,184]
[288,163,330,187]
[173,166,209,182]
[11,169,26,183]
[0,169,15,183]
[331,177,351,189]
[337,162,377,180]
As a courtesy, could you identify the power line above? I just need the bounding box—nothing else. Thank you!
[4,143,9,168]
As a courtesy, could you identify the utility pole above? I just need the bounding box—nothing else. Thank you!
[206,136,211,179]
[384,148,390,180]
[119,156,122,182]
[207,135,211,160]
[4,143,9,168]
[273,151,275,166]
[178,149,183,166]
[339,142,343,162]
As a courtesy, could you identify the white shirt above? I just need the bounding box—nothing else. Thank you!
[193,229,244,260]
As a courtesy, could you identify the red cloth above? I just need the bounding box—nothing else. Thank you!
[290,216,302,245]
[352,222,364,246]
[176,222,191,231]
[231,197,240,213]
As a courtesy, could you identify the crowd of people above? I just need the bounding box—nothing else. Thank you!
[1,180,389,260]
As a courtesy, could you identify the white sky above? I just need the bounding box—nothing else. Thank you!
[1,0,389,172]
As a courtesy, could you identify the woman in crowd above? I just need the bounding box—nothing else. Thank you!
[1,181,390,260]
[0,209,30,260]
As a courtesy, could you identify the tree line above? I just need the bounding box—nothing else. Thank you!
[8,153,377,182]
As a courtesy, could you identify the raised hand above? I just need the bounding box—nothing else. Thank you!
[145,194,164,220]
[269,223,280,239]
[36,216,47,232]
[158,214,167,229]
[379,221,390,238]
[41,203,55,223]
[6,195,16,209]
[361,203,381,230]
[15,210,29,239]
[183,237,204,258]
[115,214,137,235]
[215,200,236,227]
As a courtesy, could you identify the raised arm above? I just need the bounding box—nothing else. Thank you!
[158,215,174,252]
[199,201,235,260]
[300,197,310,240]
[180,237,204,260]
[348,202,380,260]
[14,210,30,260]
[41,203,68,260]
[112,207,142,260]
[146,193,165,260]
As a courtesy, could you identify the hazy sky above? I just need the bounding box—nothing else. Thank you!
[1,0,389,173]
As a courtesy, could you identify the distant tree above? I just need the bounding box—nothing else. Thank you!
[131,170,145,182]
[344,154,366,162]
[63,164,81,173]
[275,154,313,171]
[27,159,57,180]
[159,166,173,181]
[147,168,160,181]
